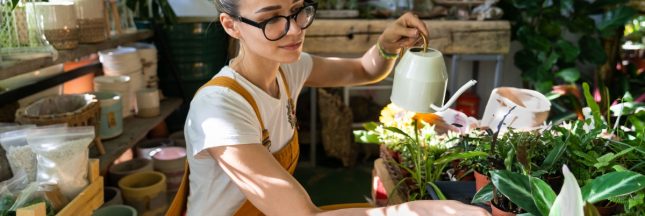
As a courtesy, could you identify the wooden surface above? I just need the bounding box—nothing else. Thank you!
[98,98,183,174]
[0,30,153,80]
[373,158,405,205]
[304,20,510,55]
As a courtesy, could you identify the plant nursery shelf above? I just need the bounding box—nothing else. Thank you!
[0,30,153,80]
[98,97,182,174]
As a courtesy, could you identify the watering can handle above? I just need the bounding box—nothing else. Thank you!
[430,80,478,112]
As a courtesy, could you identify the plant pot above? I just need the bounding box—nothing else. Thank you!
[118,171,167,216]
[595,201,621,216]
[491,202,516,216]
[135,138,173,159]
[108,158,153,186]
[103,186,123,207]
[426,181,476,204]
[474,171,490,192]
[93,204,137,216]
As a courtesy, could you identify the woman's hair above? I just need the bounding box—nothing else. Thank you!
[214,0,239,17]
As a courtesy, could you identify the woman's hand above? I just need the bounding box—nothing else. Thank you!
[379,12,429,54]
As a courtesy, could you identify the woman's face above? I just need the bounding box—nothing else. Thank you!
[236,0,307,63]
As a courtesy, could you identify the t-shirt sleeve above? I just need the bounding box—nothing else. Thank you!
[186,87,262,159]
[282,52,313,97]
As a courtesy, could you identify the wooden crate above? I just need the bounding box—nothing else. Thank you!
[17,159,104,216]
[304,19,511,55]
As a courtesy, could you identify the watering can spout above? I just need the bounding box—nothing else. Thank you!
[429,80,478,112]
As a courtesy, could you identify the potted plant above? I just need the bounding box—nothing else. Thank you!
[354,103,487,201]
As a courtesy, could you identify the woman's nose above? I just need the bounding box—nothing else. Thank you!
[286,18,302,36]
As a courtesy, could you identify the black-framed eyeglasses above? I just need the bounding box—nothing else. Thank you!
[238,3,317,41]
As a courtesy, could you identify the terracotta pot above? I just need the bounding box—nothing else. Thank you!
[595,201,621,216]
[474,171,490,192]
[491,203,516,216]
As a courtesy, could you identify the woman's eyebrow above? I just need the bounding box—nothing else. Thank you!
[254,0,302,14]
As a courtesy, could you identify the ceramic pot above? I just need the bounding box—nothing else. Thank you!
[480,87,551,132]
[118,171,167,216]
[491,203,516,216]
[152,147,186,193]
[103,186,123,206]
[108,158,153,186]
[474,171,490,192]
[93,204,137,216]
[135,138,172,159]
[93,91,123,139]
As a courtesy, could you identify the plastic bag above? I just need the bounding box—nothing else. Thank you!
[0,125,37,182]
[28,126,95,200]
[0,173,28,216]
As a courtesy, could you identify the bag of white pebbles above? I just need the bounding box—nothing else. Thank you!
[27,126,95,200]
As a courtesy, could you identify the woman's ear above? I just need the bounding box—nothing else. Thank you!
[220,13,240,39]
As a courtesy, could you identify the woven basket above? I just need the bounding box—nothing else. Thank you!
[379,144,413,200]
[15,94,105,155]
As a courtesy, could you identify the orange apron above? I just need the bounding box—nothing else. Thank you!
[166,70,299,216]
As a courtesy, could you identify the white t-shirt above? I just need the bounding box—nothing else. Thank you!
[184,53,313,215]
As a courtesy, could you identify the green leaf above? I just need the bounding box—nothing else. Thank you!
[490,170,542,216]
[581,171,645,203]
[560,0,574,16]
[513,0,539,9]
[471,182,493,204]
[569,16,596,34]
[579,36,607,65]
[384,127,414,141]
[582,82,603,129]
[555,40,580,63]
[427,182,446,200]
[433,151,487,165]
[515,49,540,71]
[541,140,567,171]
[518,26,552,52]
[556,68,581,83]
[539,21,561,39]
[536,80,554,93]
[353,130,379,144]
[593,147,634,169]
[363,122,379,131]
[598,6,637,38]
[530,176,557,216]
[549,165,584,216]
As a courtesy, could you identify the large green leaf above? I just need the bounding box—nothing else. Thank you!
[383,127,414,141]
[518,26,552,52]
[514,49,540,71]
[598,6,637,38]
[530,176,557,216]
[549,165,584,216]
[490,170,542,216]
[581,170,645,203]
[539,21,561,39]
[568,15,596,34]
[555,40,580,63]
[471,182,493,204]
[556,68,581,83]
[433,151,487,165]
[579,36,607,65]
[541,139,567,171]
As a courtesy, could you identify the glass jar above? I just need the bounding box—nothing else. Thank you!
[51,0,109,43]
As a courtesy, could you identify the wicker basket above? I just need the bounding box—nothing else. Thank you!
[15,94,105,155]
[379,144,413,200]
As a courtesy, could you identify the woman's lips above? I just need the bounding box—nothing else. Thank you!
[279,42,302,50]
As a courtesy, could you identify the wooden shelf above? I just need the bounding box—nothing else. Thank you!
[0,30,154,80]
[97,97,182,174]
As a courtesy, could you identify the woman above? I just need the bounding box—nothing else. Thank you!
[180,0,491,215]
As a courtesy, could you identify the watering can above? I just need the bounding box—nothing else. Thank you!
[390,34,477,113]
